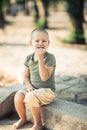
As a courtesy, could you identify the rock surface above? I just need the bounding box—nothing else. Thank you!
[55,75,87,105]
[25,98,87,130]
[0,75,87,130]
[0,84,26,118]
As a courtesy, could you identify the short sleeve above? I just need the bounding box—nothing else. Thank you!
[24,55,31,67]
[45,54,56,67]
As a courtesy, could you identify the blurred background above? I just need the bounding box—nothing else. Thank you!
[0,0,87,86]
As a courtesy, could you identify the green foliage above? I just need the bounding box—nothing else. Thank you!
[1,0,8,7]
[57,36,73,44]
[17,0,24,2]
[57,31,86,44]
[4,20,14,25]
[16,0,25,3]
[35,20,46,28]
[41,0,62,8]
[0,0,8,11]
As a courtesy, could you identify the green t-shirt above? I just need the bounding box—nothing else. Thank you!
[24,52,56,91]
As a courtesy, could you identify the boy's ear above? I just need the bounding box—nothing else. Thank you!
[29,41,32,45]
[48,40,50,45]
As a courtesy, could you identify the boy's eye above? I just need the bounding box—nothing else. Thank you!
[43,40,46,42]
[36,40,39,42]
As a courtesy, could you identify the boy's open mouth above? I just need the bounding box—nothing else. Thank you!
[37,47,44,49]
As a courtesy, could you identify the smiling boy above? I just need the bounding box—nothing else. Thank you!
[13,28,56,130]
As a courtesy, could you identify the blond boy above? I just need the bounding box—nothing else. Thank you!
[13,28,56,130]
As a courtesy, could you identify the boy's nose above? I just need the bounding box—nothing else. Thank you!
[39,41,43,45]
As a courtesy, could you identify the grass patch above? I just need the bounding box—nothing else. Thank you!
[5,20,14,25]
[35,21,46,28]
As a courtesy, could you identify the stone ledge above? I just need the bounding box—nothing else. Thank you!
[0,84,26,118]
[55,75,87,105]
[0,84,87,130]
[26,99,87,130]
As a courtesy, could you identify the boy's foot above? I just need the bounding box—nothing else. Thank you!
[12,119,27,129]
[29,124,44,130]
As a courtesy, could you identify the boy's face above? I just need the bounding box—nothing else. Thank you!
[30,31,50,53]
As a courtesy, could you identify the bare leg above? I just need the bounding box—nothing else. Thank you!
[29,106,43,130]
[12,93,27,129]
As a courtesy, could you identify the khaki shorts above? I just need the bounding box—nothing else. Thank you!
[17,88,56,107]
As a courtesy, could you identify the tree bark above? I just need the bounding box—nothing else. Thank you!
[41,0,49,28]
[0,0,5,29]
[35,0,46,27]
[34,0,49,28]
[67,0,86,44]
[34,0,39,22]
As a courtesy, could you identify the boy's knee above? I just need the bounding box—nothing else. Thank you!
[14,92,24,103]
[24,93,34,103]
[24,93,39,107]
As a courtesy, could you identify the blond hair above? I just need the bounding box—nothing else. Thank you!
[30,28,49,40]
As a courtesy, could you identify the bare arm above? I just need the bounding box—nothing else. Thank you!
[38,57,54,81]
[23,66,35,91]
[37,50,54,81]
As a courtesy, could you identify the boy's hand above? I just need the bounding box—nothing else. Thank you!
[28,86,35,92]
[36,48,45,60]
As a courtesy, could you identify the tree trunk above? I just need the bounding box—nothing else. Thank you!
[67,0,86,44]
[34,0,39,22]
[34,0,49,28]
[79,0,85,22]
[35,0,45,27]
[0,1,5,29]
[41,0,49,28]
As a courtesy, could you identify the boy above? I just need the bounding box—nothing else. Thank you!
[13,28,56,130]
